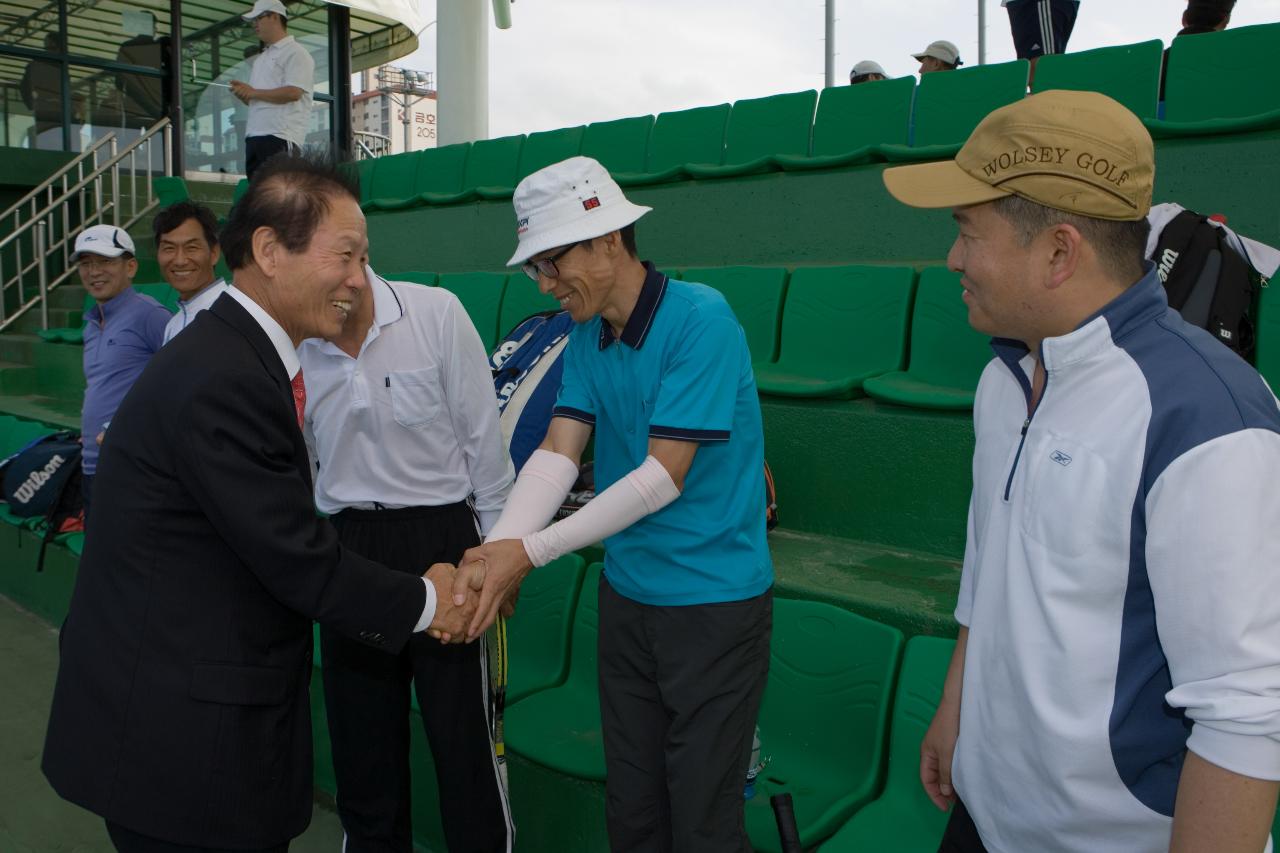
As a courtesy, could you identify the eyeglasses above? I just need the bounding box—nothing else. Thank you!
[78,257,125,272]
[521,241,582,282]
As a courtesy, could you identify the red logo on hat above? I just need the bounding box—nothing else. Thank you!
[583,197,600,211]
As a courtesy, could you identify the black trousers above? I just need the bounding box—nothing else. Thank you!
[106,821,287,853]
[244,135,297,179]
[938,799,989,853]
[597,577,773,853]
[321,503,513,853]
[81,471,93,518]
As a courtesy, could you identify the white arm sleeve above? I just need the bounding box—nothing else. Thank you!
[483,449,580,543]
[521,455,680,567]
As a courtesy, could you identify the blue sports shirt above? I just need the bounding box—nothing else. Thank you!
[552,262,773,606]
[82,288,170,474]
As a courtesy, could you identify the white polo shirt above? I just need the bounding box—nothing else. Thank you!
[163,278,229,345]
[225,284,438,632]
[298,271,514,533]
[245,34,314,148]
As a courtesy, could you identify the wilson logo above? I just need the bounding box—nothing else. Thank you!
[13,453,66,504]
[1156,248,1179,283]
[1050,450,1073,467]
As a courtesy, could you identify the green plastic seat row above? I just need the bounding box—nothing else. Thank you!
[863,267,994,411]
[505,579,906,852]
[754,265,916,400]
[377,270,559,351]
[391,264,991,408]
[820,635,956,853]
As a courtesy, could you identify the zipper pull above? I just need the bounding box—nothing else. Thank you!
[1021,418,1031,436]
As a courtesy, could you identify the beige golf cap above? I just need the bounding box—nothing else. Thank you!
[912,40,962,66]
[883,89,1154,221]
[507,156,652,267]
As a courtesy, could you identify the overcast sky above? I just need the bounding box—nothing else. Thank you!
[392,1,1280,138]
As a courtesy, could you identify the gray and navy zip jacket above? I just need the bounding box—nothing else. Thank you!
[953,264,1280,853]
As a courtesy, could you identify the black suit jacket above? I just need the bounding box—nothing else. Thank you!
[43,294,426,848]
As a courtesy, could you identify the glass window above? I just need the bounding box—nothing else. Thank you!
[1,51,63,150]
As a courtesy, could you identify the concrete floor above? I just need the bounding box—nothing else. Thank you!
[0,593,349,853]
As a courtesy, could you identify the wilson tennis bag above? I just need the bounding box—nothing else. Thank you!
[1,430,85,571]
[1150,209,1262,358]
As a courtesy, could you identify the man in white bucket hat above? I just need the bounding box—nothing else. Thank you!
[456,155,775,850]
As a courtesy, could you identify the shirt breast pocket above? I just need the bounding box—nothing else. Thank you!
[1020,433,1113,559]
[388,366,442,429]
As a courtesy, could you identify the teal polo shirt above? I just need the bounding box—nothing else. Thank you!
[553,262,773,606]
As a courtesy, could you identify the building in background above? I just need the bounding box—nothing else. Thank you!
[352,65,436,158]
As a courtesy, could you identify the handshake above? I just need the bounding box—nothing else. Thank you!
[421,538,534,644]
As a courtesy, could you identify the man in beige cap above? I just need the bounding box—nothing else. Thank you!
[454,155,774,851]
[885,90,1280,852]
[912,39,963,74]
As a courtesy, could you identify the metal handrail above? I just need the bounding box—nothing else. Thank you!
[0,117,173,334]
[0,132,117,225]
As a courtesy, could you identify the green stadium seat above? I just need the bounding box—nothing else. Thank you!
[884,60,1029,157]
[231,178,250,207]
[521,126,588,178]
[498,274,560,338]
[506,563,606,781]
[347,158,378,205]
[389,271,437,287]
[1031,40,1163,120]
[0,415,49,456]
[39,294,96,344]
[581,115,655,174]
[863,267,993,410]
[755,265,915,399]
[63,532,86,557]
[412,143,471,196]
[373,143,471,211]
[472,129,580,200]
[505,553,587,704]
[134,283,179,313]
[419,135,525,205]
[685,90,818,179]
[437,272,507,349]
[1164,23,1280,124]
[819,635,955,853]
[152,176,189,208]
[742,599,905,853]
[679,266,788,363]
[613,103,731,187]
[363,150,420,208]
[475,126,586,200]
[776,77,914,171]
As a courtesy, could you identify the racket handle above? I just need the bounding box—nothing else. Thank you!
[770,792,802,853]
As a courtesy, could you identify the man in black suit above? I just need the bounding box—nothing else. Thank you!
[42,155,479,853]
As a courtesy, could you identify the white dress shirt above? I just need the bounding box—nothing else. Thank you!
[298,272,514,532]
[226,285,437,631]
[245,34,314,148]
[163,278,229,345]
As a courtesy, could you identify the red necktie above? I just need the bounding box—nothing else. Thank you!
[291,369,306,428]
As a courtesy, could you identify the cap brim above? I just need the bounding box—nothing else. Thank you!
[506,202,651,267]
[883,160,1009,209]
[71,248,128,261]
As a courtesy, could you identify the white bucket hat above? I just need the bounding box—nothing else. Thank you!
[507,156,652,267]
[72,224,136,261]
